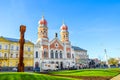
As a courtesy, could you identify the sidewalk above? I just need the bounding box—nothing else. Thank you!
[110,74,120,80]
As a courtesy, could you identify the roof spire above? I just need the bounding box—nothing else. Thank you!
[55,33,58,38]
[42,11,44,20]
[62,19,65,25]
[42,15,44,20]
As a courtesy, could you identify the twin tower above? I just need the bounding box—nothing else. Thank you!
[37,16,70,43]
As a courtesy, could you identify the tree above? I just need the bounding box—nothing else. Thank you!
[108,58,119,67]
[89,60,95,68]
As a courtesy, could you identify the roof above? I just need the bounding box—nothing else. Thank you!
[0,36,33,44]
[72,46,87,52]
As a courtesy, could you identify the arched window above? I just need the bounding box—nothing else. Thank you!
[55,51,58,58]
[51,50,54,58]
[67,53,71,58]
[35,62,39,68]
[60,51,62,58]
[36,51,38,58]
[44,51,48,58]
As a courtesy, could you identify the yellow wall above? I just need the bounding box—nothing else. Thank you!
[0,37,34,68]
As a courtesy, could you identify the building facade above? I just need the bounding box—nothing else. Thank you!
[71,46,89,69]
[34,16,89,71]
[0,36,34,71]
[34,16,75,71]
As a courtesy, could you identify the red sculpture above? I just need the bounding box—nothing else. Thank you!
[18,25,26,72]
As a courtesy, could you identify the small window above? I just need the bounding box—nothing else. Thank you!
[55,51,58,58]
[0,53,2,57]
[36,51,38,58]
[50,50,54,58]
[67,53,71,58]
[10,54,13,58]
[28,47,30,52]
[4,53,7,57]
[16,54,18,58]
[4,45,8,50]
[11,45,14,50]
[28,54,30,57]
[55,43,59,48]
[44,51,48,58]
[0,45,2,49]
[60,51,62,58]
[16,46,19,51]
[72,54,74,58]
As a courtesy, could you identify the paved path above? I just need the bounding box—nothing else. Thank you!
[110,74,120,80]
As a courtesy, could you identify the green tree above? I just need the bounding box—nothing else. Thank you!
[108,58,119,67]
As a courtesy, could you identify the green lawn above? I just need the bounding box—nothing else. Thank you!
[0,68,119,80]
[50,68,120,77]
[0,72,77,80]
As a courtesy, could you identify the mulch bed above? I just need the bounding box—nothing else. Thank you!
[40,72,113,80]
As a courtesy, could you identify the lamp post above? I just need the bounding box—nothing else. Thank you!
[18,25,26,72]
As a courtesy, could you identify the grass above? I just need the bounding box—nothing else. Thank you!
[0,72,77,80]
[49,68,120,77]
[0,68,119,80]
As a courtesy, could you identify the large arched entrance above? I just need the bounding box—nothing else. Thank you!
[60,62,63,70]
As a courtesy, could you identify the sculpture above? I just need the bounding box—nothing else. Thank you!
[18,25,26,72]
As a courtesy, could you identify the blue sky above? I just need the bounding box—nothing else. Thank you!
[0,0,120,60]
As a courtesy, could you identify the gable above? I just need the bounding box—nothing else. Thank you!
[50,38,64,50]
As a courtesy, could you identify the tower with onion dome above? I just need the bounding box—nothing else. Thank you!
[60,22,72,60]
[60,22,69,43]
[37,16,48,43]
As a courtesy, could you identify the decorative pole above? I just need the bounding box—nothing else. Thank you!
[18,25,26,72]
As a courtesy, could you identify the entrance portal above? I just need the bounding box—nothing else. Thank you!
[35,62,39,68]
[60,62,63,70]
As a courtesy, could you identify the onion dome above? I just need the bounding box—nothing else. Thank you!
[60,23,68,30]
[38,16,47,26]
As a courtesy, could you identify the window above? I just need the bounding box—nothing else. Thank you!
[55,51,58,58]
[16,46,19,51]
[0,53,1,57]
[50,50,54,58]
[16,54,18,58]
[11,45,14,50]
[28,47,31,52]
[67,53,71,58]
[64,35,65,38]
[0,45,2,49]
[4,53,7,57]
[55,43,58,48]
[60,51,62,58]
[44,51,47,58]
[4,45,7,50]
[28,54,30,57]
[10,54,13,58]
[36,51,38,58]
[72,54,74,58]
